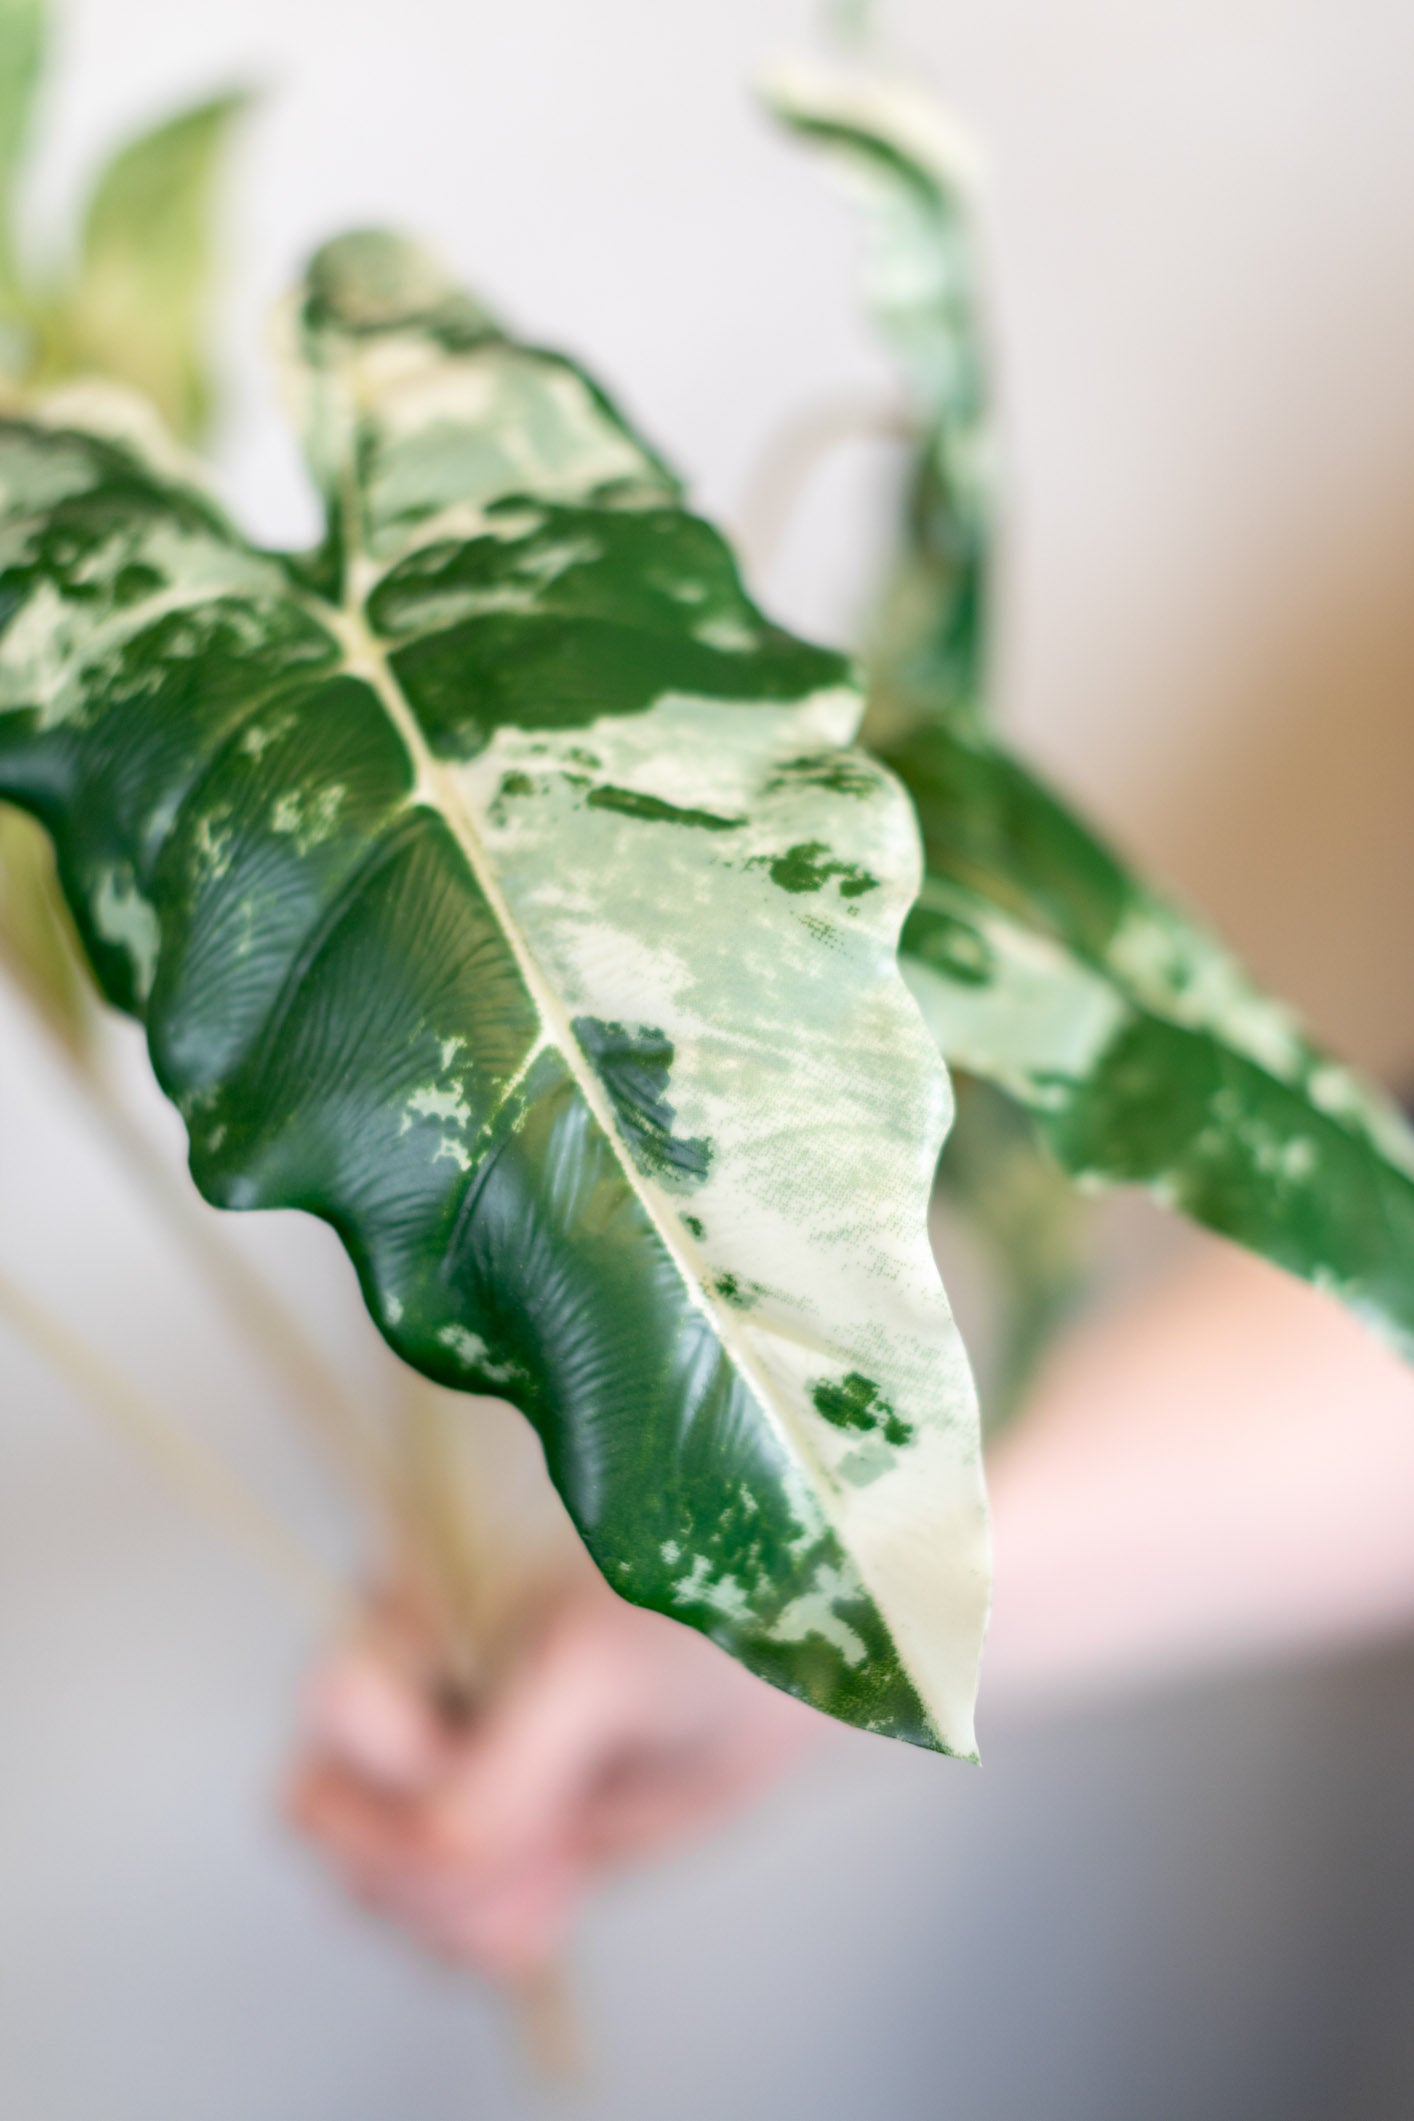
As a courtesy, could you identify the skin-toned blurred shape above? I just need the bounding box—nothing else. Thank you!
[288,1566,814,1981]
[289,1233,1414,1978]
[985,1236,1414,1704]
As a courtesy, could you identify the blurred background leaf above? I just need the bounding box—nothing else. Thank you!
[33,89,251,440]
[0,0,43,304]
[0,27,249,1051]
[935,1075,1088,1434]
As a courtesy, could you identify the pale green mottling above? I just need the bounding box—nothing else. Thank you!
[92,863,160,1000]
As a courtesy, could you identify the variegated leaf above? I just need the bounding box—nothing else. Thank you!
[774,64,1094,1403]
[0,234,990,1754]
[893,721,1414,1359]
[766,65,992,734]
[780,68,1414,1359]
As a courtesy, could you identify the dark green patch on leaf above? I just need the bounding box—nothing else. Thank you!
[764,752,878,798]
[572,1016,712,1190]
[755,839,879,899]
[812,1370,914,1446]
[586,784,745,832]
[714,1271,756,1308]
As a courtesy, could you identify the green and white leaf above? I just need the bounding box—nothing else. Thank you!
[0,232,989,1754]
[32,91,249,440]
[891,719,1414,1359]
[767,65,992,734]
[781,66,1414,1359]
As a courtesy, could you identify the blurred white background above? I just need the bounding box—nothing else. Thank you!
[4,0,1414,2114]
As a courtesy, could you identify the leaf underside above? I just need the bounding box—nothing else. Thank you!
[0,233,989,1754]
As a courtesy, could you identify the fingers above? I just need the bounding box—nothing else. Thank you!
[287,1612,600,1979]
[288,1755,584,1979]
[300,1643,452,1797]
[405,1849,585,1979]
[285,1578,818,1980]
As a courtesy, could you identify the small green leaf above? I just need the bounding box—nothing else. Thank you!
[56,90,250,439]
[0,233,991,1754]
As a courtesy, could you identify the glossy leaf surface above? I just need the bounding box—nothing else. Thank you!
[0,235,990,1753]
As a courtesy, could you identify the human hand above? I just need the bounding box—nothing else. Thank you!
[287,1566,817,1981]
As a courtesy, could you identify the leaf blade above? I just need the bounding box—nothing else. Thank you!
[893,721,1414,1359]
[766,66,993,734]
[0,238,991,1753]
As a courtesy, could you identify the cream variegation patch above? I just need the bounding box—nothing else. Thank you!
[442,691,990,1757]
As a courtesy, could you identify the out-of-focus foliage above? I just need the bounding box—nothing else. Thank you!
[768,65,991,741]
[938,1077,1086,1434]
[770,66,1090,1408]
[894,725,1414,1359]
[0,803,87,1055]
[775,69,1414,1366]
[32,91,250,441]
[0,0,245,1060]
[0,0,41,302]
[0,0,247,443]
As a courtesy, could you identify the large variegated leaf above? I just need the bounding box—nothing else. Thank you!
[0,233,990,1753]
[779,69,1414,1359]
[891,720,1414,1359]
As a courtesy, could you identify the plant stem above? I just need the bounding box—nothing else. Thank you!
[82,1056,391,1507]
[391,1374,588,2086]
[0,1263,351,1631]
[734,394,914,584]
[7,968,392,1512]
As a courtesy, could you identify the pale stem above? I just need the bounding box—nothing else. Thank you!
[0,1262,352,1632]
[733,395,914,585]
[7,965,394,1514]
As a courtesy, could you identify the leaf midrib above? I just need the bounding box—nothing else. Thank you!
[316,547,866,1630]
